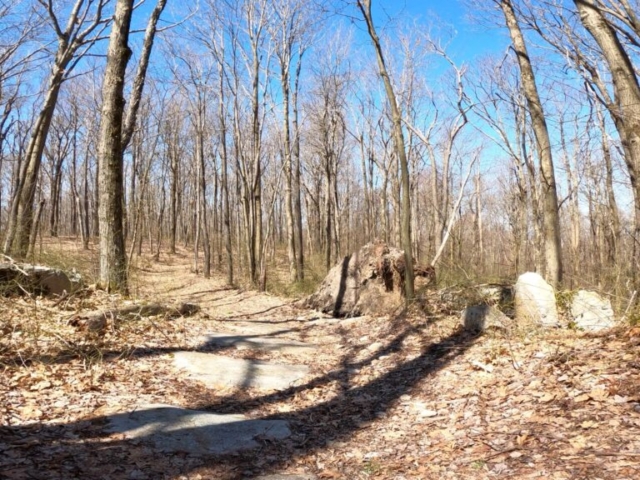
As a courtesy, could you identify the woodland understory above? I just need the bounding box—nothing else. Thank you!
[0,0,639,310]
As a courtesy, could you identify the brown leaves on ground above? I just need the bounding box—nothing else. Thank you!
[2,243,640,479]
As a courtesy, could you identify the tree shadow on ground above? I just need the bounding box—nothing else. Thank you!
[0,318,479,480]
[0,324,313,368]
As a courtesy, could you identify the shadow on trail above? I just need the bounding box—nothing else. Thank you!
[0,326,307,368]
[1,320,478,480]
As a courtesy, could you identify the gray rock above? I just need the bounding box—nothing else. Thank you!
[173,352,309,391]
[571,290,615,331]
[514,272,559,327]
[461,305,510,332]
[0,263,72,296]
[203,332,317,354]
[105,404,290,455]
[32,266,72,296]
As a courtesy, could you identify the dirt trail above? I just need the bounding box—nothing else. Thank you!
[134,253,339,356]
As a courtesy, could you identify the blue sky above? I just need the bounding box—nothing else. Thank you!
[367,0,509,62]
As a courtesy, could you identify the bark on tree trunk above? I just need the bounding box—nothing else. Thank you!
[499,0,563,287]
[97,0,133,294]
[574,0,640,293]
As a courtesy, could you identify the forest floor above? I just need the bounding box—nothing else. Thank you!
[2,239,640,479]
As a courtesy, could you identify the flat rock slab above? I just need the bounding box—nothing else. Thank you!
[105,404,290,455]
[203,332,317,354]
[173,352,309,391]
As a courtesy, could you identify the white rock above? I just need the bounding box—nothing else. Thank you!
[571,290,615,331]
[514,272,559,327]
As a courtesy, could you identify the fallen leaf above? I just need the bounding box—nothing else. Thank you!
[588,388,609,402]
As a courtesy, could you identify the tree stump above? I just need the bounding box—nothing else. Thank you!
[304,242,434,317]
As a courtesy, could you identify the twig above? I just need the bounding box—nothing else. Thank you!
[624,290,637,317]
[592,451,640,457]
[1,254,16,263]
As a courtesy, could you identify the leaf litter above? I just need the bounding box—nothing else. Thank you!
[1,247,640,479]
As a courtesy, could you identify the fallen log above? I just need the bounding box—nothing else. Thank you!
[68,302,201,332]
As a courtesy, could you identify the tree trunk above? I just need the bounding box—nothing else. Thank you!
[197,122,211,279]
[218,61,233,285]
[498,0,563,287]
[574,0,640,292]
[4,75,63,256]
[357,0,414,300]
[281,64,298,282]
[169,142,178,254]
[595,103,620,263]
[292,47,305,281]
[97,0,133,294]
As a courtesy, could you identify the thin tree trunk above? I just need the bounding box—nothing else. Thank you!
[292,46,305,280]
[218,61,233,284]
[281,64,298,282]
[574,0,640,292]
[356,0,414,299]
[595,103,620,263]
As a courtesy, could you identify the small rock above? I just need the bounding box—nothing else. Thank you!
[461,305,510,332]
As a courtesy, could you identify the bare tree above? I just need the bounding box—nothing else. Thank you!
[493,0,563,287]
[356,0,414,299]
[98,0,133,292]
[572,0,640,292]
[98,0,167,292]
[4,0,111,258]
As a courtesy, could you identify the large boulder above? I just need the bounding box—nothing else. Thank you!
[570,290,615,331]
[304,242,434,317]
[514,272,559,327]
